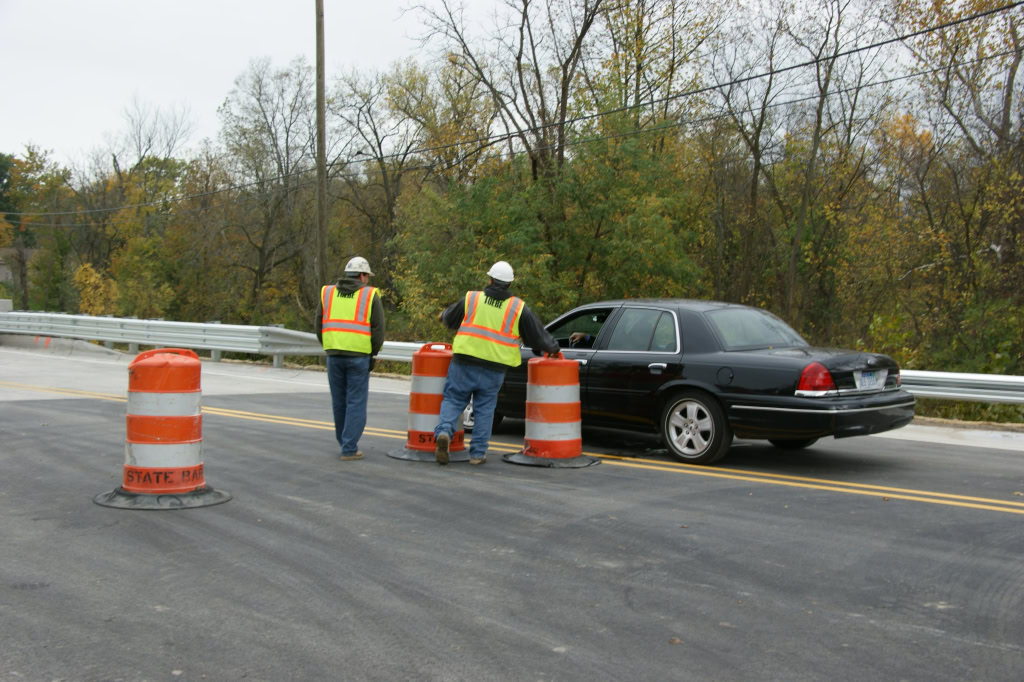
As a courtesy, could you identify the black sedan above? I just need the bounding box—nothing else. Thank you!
[478,299,915,465]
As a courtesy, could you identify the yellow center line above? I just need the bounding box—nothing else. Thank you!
[0,381,127,402]
[596,459,1024,515]
[7,380,1023,514]
[593,453,1024,508]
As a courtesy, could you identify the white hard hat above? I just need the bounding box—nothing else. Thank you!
[344,256,374,276]
[486,260,514,282]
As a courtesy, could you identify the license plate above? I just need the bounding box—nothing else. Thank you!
[855,369,888,391]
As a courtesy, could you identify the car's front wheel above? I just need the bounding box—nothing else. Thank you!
[660,391,732,465]
[768,438,818,450]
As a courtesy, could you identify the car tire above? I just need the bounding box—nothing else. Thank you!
[768,438,818,450]
[660,391,732,465]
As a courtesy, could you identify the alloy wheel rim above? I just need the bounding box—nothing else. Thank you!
[667,400,714,456]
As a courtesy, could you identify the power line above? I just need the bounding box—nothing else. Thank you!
[9,43,1015,229]
[15,46,1011,230]
[369,1,1023,165]
[476,48,1022,164]
[5,1,1020,221]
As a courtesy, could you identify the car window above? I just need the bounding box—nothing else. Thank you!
[650,312,677,352]
[606,307,664,351]
[547,308,613,349]
[705,307,807,351]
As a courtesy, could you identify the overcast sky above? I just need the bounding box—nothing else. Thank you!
[0,0,469,166]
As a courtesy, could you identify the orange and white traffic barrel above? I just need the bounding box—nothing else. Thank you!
[94,348,231,509]
[503,353,598,468]
[388,342,468,462]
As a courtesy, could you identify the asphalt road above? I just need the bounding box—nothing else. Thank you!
[2,339,1023,681]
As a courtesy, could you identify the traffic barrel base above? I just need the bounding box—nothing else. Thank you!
[94,348,231,510]
[503,354,599,469]
[387,342,468,463]
[501,451,599,468]
[388,431,469,462]
[93,485,231,510]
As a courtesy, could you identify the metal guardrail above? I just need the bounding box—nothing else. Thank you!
[0,311,418,367]
[1,311,1022,404]
[898,370,1024,404]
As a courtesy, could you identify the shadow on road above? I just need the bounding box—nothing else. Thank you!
[493,417,906,476]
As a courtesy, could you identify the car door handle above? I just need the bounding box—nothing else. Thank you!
[648,363,666,374]
[573,358,588,366]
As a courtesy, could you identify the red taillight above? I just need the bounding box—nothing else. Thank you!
[798,362,837,392]
[895,367,901,386]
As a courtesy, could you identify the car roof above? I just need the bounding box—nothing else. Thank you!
[580,298,751,313]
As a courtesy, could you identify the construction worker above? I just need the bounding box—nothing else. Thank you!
[316,256,385,461]
[434,260,559,465]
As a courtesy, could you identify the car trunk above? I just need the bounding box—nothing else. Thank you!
[731,346,901,395]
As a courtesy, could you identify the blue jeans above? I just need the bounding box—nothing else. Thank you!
[435,360,506,459]
[326,354,371,455]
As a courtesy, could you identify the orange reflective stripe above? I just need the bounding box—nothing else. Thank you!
[128,352,202,393]
[354,286,371,322]
[522,439,584,459]
[463,291,480,325]
[322,285,335,320]
[409,392,444,414]
[525,401,581,423]
[126,414,203,444]
[456,328,521,347]
[122,464,206,494]
[501,297,523,334]
[528,360,579,386]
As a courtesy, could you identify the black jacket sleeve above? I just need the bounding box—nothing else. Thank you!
[518,305,559,355]
[439,297,465,331]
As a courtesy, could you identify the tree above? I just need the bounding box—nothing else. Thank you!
[218,57,318,323]
[0,153,15,251]
[331,68,423,300]
[419,0,607,182]
[2,147,74,311]
[883,0,1024,373]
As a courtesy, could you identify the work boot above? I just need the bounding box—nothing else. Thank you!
[339,451,364,461]
[435,433,450,465]
[469,456,486,465]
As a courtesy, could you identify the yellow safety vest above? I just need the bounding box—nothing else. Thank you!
[452,291,525,367]
[321,284,379,354]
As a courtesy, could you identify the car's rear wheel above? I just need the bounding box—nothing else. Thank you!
[768,438,818,450]
[660,391,732,465]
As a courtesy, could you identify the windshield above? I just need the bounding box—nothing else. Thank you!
[705,307,807,351]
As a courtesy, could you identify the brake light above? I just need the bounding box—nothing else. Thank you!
[895,367,901,386]
[797,362,837,393]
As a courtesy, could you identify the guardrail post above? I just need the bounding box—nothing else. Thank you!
[205,321,222,362]
[104,341,114,349]
[269,324,285,368]
[129,343,139,353]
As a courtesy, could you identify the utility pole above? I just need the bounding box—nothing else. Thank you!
[315,0,329,287]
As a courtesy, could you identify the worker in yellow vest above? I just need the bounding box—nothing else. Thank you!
[316,256,385,461]
[434,261,559,465]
